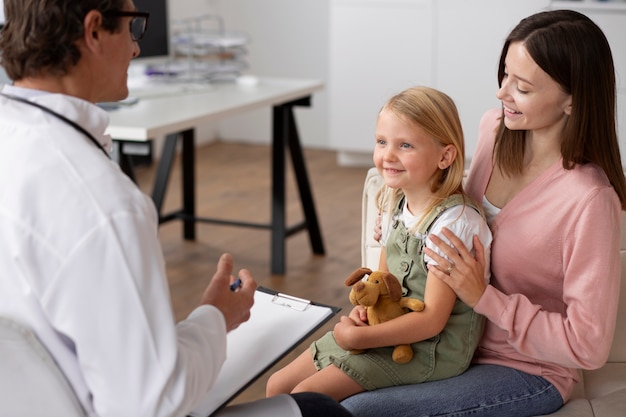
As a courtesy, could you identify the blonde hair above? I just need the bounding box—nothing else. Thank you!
[375,86,467,230]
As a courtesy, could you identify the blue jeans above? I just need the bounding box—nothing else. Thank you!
[340,364,563,417]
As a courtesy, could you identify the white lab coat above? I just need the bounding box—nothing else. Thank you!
[0,87,299,417]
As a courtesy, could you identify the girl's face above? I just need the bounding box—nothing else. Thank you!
[373,108,448,195]
[496,41,572,137]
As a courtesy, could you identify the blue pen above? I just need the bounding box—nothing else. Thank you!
[230,278,242,292]
[145,68,178,77]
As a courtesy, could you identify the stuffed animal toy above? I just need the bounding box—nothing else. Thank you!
[345,267,425,364]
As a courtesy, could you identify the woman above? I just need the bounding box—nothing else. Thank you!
[341,9,626,417]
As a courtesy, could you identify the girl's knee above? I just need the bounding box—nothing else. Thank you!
[265,371,287,397]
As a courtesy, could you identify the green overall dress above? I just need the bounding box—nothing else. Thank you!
[311,194,485,390]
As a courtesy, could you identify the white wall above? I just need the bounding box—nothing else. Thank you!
[170,0,330,149]
[169,0,626,167]
[171,0,546,157]
[433,0,550,162]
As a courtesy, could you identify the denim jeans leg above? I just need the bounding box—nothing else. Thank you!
[340,364,563,417]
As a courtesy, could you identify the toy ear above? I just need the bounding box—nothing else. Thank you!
[381,272,403,302]
[345,267,372,286]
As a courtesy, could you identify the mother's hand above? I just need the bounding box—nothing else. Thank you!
[425,228,487,308]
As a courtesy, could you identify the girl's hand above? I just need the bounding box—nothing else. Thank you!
[334,306,369,350]
[425,228,487,308]
[333,316,361,351]
[348,305,368,326]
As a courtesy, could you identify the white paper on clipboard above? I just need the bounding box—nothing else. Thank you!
[189,288,339,417]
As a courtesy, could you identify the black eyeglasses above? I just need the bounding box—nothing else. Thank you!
[105,11,150,42]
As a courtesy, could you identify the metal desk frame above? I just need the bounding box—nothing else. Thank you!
[108,78,325,274]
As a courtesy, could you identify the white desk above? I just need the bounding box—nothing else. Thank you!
[106,77,325,274]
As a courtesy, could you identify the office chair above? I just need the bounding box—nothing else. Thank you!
[0,316,87,417]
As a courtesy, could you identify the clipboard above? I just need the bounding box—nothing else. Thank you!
[188,287,340,417]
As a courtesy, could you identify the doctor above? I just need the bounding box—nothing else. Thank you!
[0,0,353,416]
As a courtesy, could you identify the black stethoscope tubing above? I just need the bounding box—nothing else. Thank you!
[0,92,110,158]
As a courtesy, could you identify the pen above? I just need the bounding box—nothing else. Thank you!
[145,69,178,77]
[230,278,242,292]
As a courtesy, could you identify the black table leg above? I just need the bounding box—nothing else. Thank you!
[112,140,136,183]
[286,101,325,256]
[271,97,325,274]
[150,130,196,241]
[152,133,179,215]
[180,129,196,240]
[272,105,288,275]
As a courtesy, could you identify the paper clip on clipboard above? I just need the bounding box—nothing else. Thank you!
[271,293,311,311]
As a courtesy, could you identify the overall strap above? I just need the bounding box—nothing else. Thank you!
[416,194,477,235]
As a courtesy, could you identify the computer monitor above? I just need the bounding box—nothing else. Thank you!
[133,0,171,64]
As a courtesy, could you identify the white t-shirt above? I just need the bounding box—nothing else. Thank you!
[381,200,492,283]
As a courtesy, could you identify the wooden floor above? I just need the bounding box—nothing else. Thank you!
[134,141,370,405]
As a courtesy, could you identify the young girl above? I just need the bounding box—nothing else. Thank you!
[266,86,492,401]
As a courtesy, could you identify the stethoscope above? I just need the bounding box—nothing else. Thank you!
[0,92,110,158]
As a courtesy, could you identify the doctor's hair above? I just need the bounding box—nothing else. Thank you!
[0,0,127,81]
[494,9,626,208]
[375,86,467,219]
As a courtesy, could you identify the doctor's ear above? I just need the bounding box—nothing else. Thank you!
[82,10,105,48]
[438,144,457,170]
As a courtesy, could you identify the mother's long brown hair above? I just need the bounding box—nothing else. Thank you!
[494,9,626,209]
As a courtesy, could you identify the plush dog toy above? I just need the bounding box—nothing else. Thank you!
[345,267,425,364]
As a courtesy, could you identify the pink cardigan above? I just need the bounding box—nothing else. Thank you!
[467,108,622,401]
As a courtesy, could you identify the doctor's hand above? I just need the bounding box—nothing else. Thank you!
[201,253,257,332]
